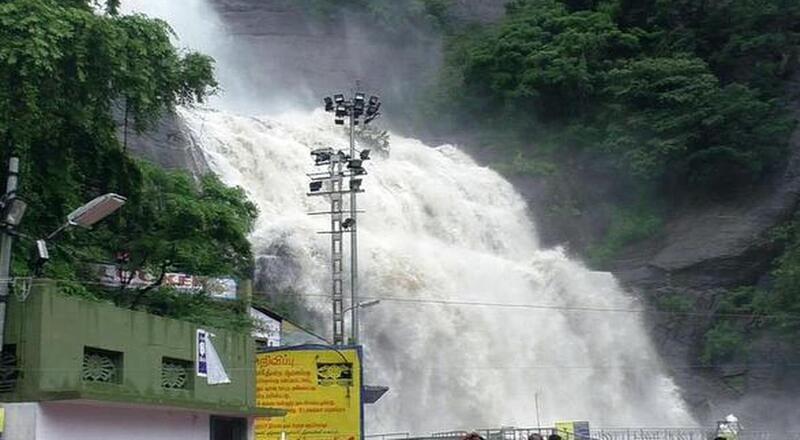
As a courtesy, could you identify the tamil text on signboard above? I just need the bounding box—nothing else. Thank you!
[255,346,362,440]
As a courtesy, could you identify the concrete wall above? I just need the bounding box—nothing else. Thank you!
[3,402,211,440]
[2,286,259,414]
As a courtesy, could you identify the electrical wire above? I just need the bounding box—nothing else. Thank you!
[2,276,798,321]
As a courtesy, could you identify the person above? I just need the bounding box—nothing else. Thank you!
[528,433,544,440]
[548,434,562,440]
[462,432,485,440]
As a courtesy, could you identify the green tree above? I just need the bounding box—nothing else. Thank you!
[459,0,639,122]
[436,0,796,194]
[601,56,791,186]
[612,0,800,95]
[0,0,256,327]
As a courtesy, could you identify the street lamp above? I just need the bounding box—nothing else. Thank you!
[309,87,382,346]
[343,299,381,315]
[0,157,127,350]
[47,193,127,239]
[35,193,127,271]
[344,300,381,345]
[0,157,23,351]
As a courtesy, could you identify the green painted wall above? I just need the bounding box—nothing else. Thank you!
[1,285,269,415]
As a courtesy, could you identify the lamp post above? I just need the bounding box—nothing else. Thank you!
[0,157,25,351]
[310,88,381,345]
[34,193,127,270]
[343,300,381,345]
[45,193,127,240]
[0,156,126,350]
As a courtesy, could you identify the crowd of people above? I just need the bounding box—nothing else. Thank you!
[461,432,563,440]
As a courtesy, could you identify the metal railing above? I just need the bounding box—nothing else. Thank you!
[404,427,800,440]
[366,432,411,440]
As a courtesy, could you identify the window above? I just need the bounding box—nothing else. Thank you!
[82,347,123,384]
[161,357,193,390]
[0,345,18,393]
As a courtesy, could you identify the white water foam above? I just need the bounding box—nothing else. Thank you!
[180,108,695,432]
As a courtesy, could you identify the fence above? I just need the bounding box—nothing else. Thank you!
[366,433,411,440]
[400,427,800,440]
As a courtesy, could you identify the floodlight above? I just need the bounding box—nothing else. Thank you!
[366,101,381,117]
[334,94,345,104]
[1,197,27,227]
[67,193,126,229]
[342,218,355,229]
[311,147,334,157]
[311,148,333,165]
[347,159,363,169]
[354,93,365,116]
[309,181,323,192]
[324,97,334,112]
[335,104,347,118]
[335,118,344,125]
[360,150,370,161]
[368,95,379,106]
[315,153,331,165]
[350,179,362,191]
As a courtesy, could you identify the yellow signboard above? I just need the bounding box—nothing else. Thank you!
[555,421,590,440]
[255,345,362,440]
[555,421,574,440]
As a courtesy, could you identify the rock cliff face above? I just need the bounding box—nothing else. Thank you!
[116,106,209,176]
[501,77,800,427]
[204,0,507,123]
[607,80,800,428]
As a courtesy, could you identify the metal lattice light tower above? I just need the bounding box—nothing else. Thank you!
[308,89,381,345]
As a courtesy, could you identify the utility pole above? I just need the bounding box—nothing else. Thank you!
[310,88,381,345]
[0,157,21,351]
[347,90,359,347]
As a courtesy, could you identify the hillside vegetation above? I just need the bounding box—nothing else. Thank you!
[425,0,800,367]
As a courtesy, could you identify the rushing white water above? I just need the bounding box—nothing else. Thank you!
[123,0,696,432]
[180,108,695,432]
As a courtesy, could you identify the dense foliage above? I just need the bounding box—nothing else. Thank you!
[436,0,798,194]
[0,0,257,329]
[423,0,800,363]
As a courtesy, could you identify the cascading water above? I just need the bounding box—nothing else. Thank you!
[123,0,696,433]
[180,108,695,432]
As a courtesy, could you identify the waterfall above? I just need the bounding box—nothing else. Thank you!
[180,108,695,431]
[122,0,696,433]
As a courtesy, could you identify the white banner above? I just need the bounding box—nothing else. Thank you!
[205,333,231,385]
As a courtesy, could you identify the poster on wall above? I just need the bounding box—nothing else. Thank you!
[255,345,362,440]
[196,329,231,385]
[197,329,209,377]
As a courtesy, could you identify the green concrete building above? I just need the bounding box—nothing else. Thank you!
[0,284,282,440]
